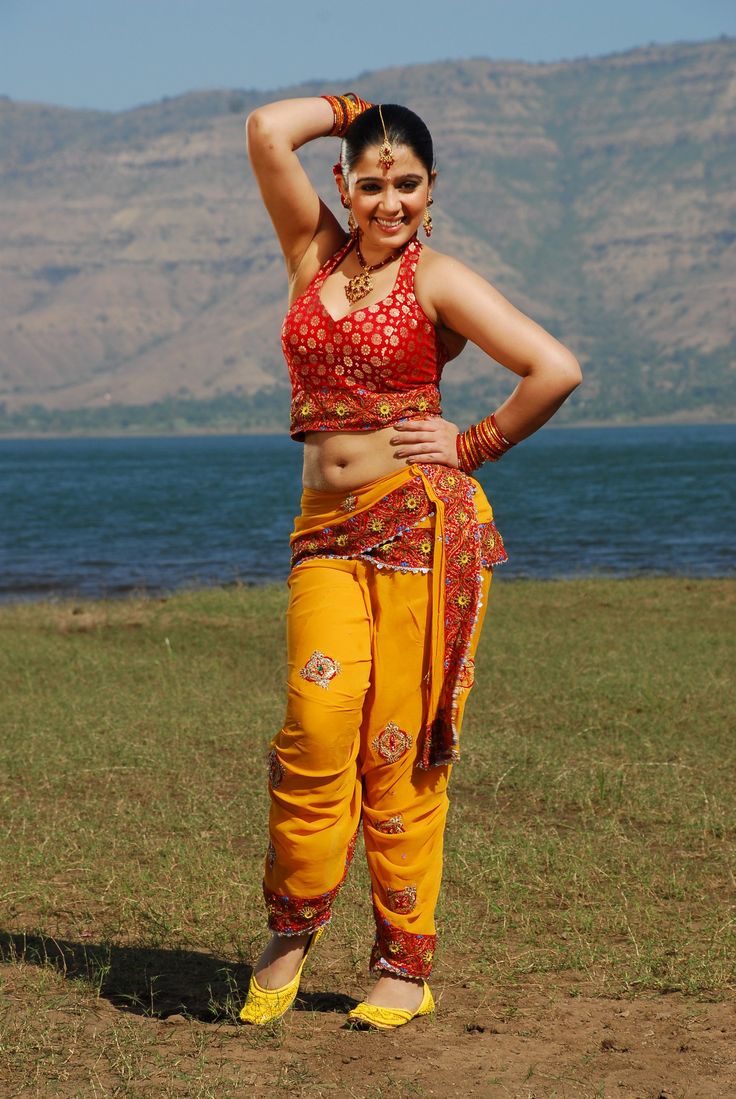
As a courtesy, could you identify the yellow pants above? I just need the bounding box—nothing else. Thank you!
[263,468,496,978]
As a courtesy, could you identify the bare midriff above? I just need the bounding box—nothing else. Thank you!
[302,426,406,492]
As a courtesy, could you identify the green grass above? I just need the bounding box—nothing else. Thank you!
[0,577,733,1093]
[448,579,735,997]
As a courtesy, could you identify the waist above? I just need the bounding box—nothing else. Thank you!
[290,383,442,440]
[303,425,415,493]
[297,463,428,527]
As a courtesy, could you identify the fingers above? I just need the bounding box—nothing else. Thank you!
[390,417,459,465]
[390,432,434,446]
[392,443,457,465]
[391,417,457,438]
[395,452,458,467]
[390,425,445,445]
[393,444,439,458]
[393,418,437,428]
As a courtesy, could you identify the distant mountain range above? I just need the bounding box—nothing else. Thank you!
[0,38,734,433]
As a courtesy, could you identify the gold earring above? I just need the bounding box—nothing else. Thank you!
[422,206,433,238]
[342,196,357,234]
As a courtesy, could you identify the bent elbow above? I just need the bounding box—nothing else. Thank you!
[555,351,582,396]
[245,108,273,151]
[245,108,264,137]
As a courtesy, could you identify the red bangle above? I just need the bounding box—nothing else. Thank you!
[456,413,515,473]
[321,93,373,137]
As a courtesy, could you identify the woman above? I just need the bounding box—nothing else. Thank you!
[240,93,581,1029]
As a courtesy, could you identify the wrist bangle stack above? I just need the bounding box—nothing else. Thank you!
[456,413,515,473]
[321,93,373,137]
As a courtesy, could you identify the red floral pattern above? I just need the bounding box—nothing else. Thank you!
[291,474,434,570]
[386,884,418,914]
[371,912,436,979]
[290,385,442,440]
[264,828,360,936]
[283,237,449,439]
[417,464,499,768]
[374,814,406,835]
[291,475,506,578]
[480,519,504,567]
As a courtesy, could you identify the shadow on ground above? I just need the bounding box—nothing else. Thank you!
[0,930,356,1022]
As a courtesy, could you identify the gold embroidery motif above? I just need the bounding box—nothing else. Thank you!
[299,651,341,690]
[372,722,413,764]
[375,814,406,835]
[457,657,475,691]
[268,748,284,790]
[386,884,417,914]
[289,385,443,437]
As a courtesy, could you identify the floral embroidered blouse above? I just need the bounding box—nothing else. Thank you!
[282,236,448,440]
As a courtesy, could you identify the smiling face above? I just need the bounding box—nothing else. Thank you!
[339,144,434,259]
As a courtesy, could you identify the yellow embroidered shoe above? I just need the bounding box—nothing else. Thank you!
[239,927,324,1026]
[347,981,435,1030]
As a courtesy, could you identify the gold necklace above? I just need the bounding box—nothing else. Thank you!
[344,238,407,304]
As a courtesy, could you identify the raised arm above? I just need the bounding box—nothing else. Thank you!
[245,97,345,278]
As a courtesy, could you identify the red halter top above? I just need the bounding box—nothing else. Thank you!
[282,235,449,440]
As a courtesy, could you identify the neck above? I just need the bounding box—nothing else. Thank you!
[355,232,415,268]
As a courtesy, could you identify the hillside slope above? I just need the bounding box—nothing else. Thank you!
[0,38,733,431]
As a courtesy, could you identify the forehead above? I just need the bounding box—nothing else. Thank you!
[349,143,427,180]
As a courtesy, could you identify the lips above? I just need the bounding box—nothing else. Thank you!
[374,217,405,231]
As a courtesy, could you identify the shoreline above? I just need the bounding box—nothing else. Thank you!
[1,415,735,441]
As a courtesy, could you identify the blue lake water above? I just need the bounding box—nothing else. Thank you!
[0,425,733,602]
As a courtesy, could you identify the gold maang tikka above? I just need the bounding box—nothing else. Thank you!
[377,105,395,171]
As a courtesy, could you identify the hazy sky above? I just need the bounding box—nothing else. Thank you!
[2,0,734,111]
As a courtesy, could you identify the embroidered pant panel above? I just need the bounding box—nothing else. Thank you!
[264,555,492,978]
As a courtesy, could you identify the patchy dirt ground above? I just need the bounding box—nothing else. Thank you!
[3,963,734,1098]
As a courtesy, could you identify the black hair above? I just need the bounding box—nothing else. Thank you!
[340,104,434,178]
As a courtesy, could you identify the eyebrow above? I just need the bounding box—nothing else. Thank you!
[355,173,424,183]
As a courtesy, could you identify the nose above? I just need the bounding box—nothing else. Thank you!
[379,186,402,214]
